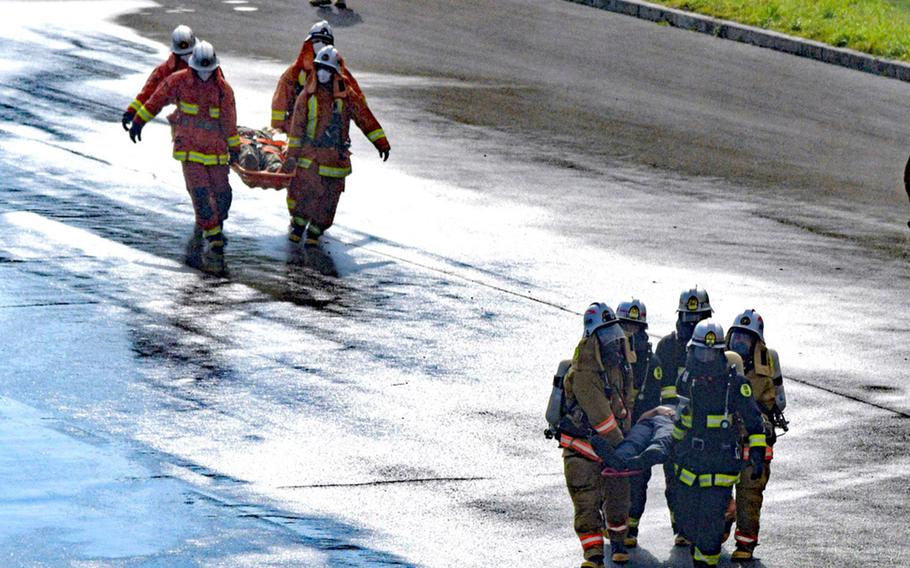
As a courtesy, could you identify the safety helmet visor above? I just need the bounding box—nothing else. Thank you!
[595,323,627,366]
[690,345,721,364]
[679,310,707,323]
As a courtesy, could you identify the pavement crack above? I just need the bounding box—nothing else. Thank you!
[278,476,490,489]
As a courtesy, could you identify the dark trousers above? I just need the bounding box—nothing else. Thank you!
[675,483,732,566]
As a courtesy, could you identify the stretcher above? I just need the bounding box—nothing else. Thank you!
[231,127,293,190]
[601,467,643,478]
[231,164,293,190]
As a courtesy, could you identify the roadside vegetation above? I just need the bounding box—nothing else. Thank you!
[650,0,910,62]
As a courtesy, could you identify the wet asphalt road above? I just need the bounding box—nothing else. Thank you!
[0,1,908,567]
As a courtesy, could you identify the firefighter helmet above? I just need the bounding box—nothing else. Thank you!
[677,286,713,322]
[583,302,618,338]
[188,41,220,73]
[616,298,648,328]
[307,20,335,44]
[688,320,726,350]
[171,25,196,55]
[314,45,341,74]
[728,309,765,342]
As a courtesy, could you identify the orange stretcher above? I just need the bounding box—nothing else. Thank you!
[231,130,293,190]
[231,164,293,190]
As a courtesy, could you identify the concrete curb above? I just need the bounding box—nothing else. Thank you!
[564,0,910,83]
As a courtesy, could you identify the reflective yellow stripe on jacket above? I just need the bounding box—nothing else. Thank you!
[179,101,199,115]
[306,95,318,140]
[367,128,386,143]
[136,105,155,123]
[272,109,287,121]
[209,107,221,118]
[706,414,730,428]
[318,165,352,178]
[128,99,143,112]
[226,135,241,148]
[172,150,230,166]
[661,385,677,400]
[748,433,768,447]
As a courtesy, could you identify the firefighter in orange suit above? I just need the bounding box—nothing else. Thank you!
[270,20,362,133]
[122,25,195,132]
[282,45,389,245]
[558,303,635,566]
[726,309,787,561]
[128,41,240,274]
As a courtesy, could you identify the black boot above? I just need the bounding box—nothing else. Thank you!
[610,540,629,564]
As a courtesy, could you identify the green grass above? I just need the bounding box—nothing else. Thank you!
[649,0,910,62]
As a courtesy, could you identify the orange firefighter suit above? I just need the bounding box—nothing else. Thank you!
[284,75,389,237]
[124,53,189,126]
[270,41,363,133]
[131,68,240,235]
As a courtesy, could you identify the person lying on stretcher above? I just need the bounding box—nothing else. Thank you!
[590,406,677,473]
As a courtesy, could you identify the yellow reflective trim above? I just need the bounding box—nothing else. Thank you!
[209,107,221,118]
[298,157,313,169]
[298,69,307,86]
[288,136,302,148]
[715,473,739,487]
[272,109,287,121]
[173,151,188,161]
[203,226,222,238]
[672,426,685,440]
[183,151,229,166]
[694,547,721,564]
[306,95,318,140]
[136,105,155,123]
[367,128,386,142]
[706,414,729,428]
[748,434,768,448]
[699,474,713,488]
[226,135,241,148]
[179,101,199,115]
[129,99,142,112]
[661,386,677,399]
[286,198,297,209]
[678,468,696,486]
[681,414,693,428]
[628,517,639,528]
[318,165,352,178]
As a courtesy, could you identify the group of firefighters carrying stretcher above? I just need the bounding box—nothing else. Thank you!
[121,21,389,274]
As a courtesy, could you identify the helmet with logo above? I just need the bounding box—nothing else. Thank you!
[171,25,196,55]
[314,45,341,74]
[728,309,765,342]
[689,320,725,350]
[582,302,618,338]
[616,298,648,328]
[188,40,220,72]
[677,286,713,323]
[307,20,335,44]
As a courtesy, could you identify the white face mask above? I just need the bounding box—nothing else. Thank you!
[317,69,332,84]
[196,69,213,81]
[312,41,325,54]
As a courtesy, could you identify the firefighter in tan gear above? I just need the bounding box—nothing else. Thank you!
[558,303,635,566]
[725,309,787,561]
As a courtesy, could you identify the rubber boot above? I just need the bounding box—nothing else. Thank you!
[731,543,755,561]
[202,234,226,275]
[309,0,331,5]
[288,223,305,244]
[335,0,348,8]
[674,534,691,546]
[610,540,629,564]
[580,554,604,568]
[185,225,203,269]
[623,526,638,548]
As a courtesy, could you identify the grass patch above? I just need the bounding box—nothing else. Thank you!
[649,0,910,61]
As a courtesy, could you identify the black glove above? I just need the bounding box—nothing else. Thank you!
[378,148,389,162]
[121,111,133,131]
[228,148,240,165]
[129,121,144,143]
[590,435,627,470]
[749,447,766,480]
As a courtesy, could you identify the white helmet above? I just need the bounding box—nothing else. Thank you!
[314,45,341,74]
[171,25,196,55]
[582,302,618,338]
[677,286,713,322]
[688,320,726,350]
[728,309,765,342]
[188,40,220,72]
[616,298,648,328]
[307,20,335,44]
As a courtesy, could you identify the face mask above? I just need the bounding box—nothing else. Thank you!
[676,319,698,343]
[728,331,754,362]
[196,69,213,81]
[317,69,332,84]
[312,41,325,53]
